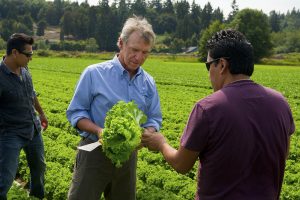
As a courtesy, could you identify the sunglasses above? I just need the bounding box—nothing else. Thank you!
[205,57,230,71]
[19,51,33,58]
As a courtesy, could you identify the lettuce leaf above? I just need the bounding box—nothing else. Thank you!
[101,101,147,167]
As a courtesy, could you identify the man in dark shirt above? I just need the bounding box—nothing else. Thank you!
[0,33,48,200]
[142,29,295,200]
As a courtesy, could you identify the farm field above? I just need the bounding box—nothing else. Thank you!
[11,56,300,200]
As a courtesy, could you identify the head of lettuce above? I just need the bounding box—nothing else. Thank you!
[100,101,147,167]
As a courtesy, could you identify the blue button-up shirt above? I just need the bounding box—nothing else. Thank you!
[66,56,162,141]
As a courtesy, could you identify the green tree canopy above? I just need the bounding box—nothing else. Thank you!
[229,8,272,62]
[198,20,224,61]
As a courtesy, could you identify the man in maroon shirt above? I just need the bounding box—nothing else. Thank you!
[142,29,295,200]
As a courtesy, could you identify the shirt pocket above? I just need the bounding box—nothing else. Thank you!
[133,86,152,114]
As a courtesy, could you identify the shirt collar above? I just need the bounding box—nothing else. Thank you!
[0,60,13,75]
[112,55,142,77]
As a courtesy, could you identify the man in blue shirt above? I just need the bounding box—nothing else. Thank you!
[67,16,162,200]
[0,33,48,200]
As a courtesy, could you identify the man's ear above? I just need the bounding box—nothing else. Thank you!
[118,38,123,49]
[12,49,18,57]
[220,59,228,74]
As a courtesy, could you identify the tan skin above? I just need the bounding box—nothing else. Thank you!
[142,53,292,173]
[142,53,273,174]
[118,31,151,78]
[76,31,155,139]
[3,44,48,130]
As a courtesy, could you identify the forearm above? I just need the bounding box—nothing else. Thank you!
[34,96,45,116]
[160,143,199,174]
[76,118,102,137]
[159,143,186,174]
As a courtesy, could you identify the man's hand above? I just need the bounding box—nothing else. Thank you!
[39,114,48,131]
[141,129,166,152]
[136,128,153,150]
[96,128,103,144]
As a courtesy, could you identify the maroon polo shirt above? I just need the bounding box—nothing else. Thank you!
[181,80,295,200]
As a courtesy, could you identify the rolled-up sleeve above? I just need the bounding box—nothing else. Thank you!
[66,68,93,128]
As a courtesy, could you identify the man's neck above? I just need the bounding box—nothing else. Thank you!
[3,57,21,75]
[224,74,250,87]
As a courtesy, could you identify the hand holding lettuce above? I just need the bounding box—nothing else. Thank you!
[101,101,147,167]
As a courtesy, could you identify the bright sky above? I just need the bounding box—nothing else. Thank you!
[72,0,300,17]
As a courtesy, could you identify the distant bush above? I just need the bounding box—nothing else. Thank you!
[271,30,300,54]
[0,37,5,50]
[48,39,99,52]
[37,50,51,57]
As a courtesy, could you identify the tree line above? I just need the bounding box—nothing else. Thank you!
[0,0,299,61]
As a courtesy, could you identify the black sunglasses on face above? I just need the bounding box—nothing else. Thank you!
[205,57,230,71]
[19,51,33,58]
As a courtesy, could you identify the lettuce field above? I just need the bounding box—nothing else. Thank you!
[14,57,300,199]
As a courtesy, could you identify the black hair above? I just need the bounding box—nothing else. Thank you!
[206,29,254,76]
[6,33,34,55]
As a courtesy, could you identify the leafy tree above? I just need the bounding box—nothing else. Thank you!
[131,0,147,16]
[271,30,300,53]
[88,6,99,37]
[174,0,190,19]
[117,0,129,27]
[95,0,119,51]
[284,8,300,30]
[269,11,281,32]
[212,8,224,23]
[61,10,74,36]
[170,37,185,53]
[22,14,34,31]
[149,0,162,13]
[157,13,177,34]
[26,0,47,21]
[0,19,32,40]
[85,38,99,52]
[45,0,64,26]
[190,0,201,36]
[201,2,213,30]
[198,20,224,61]
[0,37,6,49]
[227,0,239,23]
[162,0,174,14]
[146,8,160,34]
[229,8,272,62]
[37,20,47,36]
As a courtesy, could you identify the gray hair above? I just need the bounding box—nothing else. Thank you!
[117,16,155,48]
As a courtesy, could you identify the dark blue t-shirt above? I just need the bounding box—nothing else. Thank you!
[181,80,295,200]
[0,61,41,139]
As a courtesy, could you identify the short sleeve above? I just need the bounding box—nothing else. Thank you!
[181,102,210,153]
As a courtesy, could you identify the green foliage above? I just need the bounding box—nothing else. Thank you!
[0,19,32,41]
[271,30,300,53]
[229,8,272,62]
[85,38,99,52]
[7,183,31,200]
[102,101,147,167]
[44,162,72,199]
[170,38,185,53]
[49,40,97,52]
[36,20,47,36]
[260,53,300,66]
[0,37,5,50]
[198,20,225,61]
[0,0,299,55]
[10,52,300,199]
